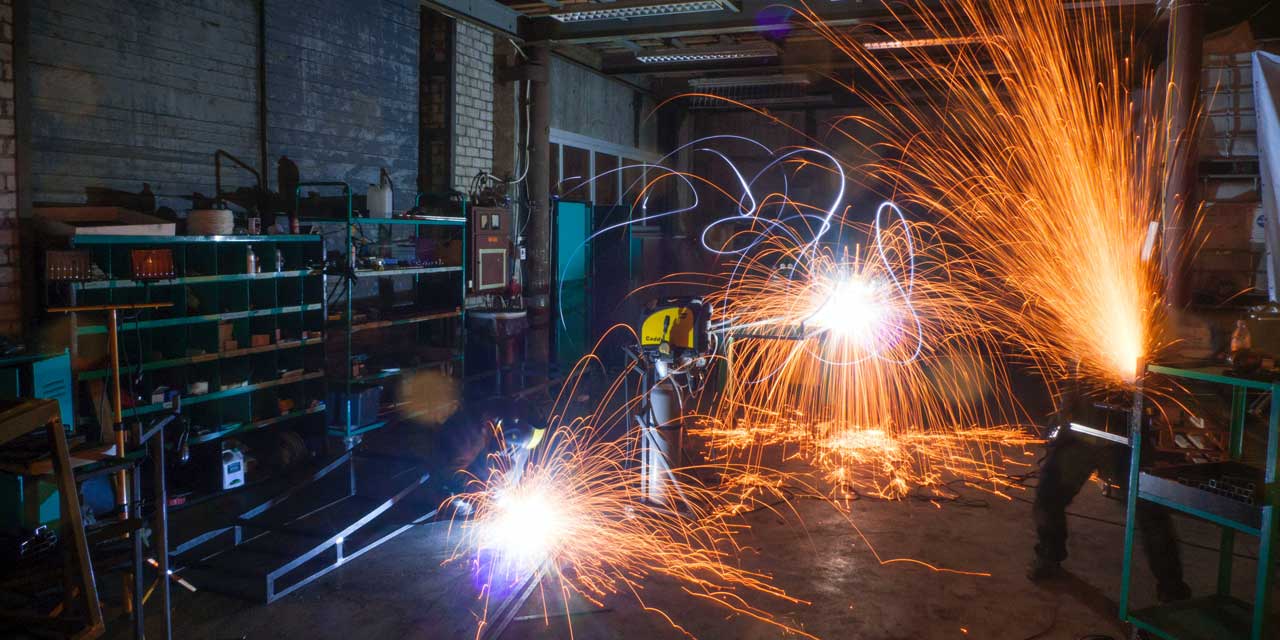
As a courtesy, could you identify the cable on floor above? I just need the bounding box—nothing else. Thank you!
[1019,605,1057,640]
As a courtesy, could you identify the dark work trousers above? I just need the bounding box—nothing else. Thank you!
[1032,430,1186,590]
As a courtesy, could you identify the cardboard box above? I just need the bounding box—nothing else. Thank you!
[35,207,176,237]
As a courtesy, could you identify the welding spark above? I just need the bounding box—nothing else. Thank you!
[797,0,1186,392]
[475,486,567,574]
[445,352,812,639]
[807,273,889,347]
[685,201,1031,499]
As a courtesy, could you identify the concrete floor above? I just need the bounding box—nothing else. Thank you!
[114,440,1275,640]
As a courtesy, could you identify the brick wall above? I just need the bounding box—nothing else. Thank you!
[26,0,420,208]
[453,21,493,191]
[0,0,17,337]
[266,0,420,207]
[26,0,261,204]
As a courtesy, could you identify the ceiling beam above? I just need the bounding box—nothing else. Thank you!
[522,0,1157,45]
[600,35,977,75]
[522,0,909,44]
[617,39,644,53]
[425,0,521,34]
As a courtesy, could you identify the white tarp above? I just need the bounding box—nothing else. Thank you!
[1254,51,1280,300]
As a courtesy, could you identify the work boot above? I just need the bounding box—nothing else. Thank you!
[1156,581,1191,603]
[1026,556,1064,582]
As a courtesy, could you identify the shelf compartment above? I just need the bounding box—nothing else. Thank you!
[326,420,387,439]
[189,404,328,445]
[77,303,323,335]
[300,216,465,227]
[1137,462,1268,535]
[73,270,316,290]
[77,338,324,381]
[351,266,462,278]
[344,309,461,334]
[1128,595,1253,640]
[123,371,324,418]
[351,355,461,385]
[70,234,323,245]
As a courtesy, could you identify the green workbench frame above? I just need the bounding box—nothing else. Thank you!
[295,182,467,446]
[1121,364,1278,640]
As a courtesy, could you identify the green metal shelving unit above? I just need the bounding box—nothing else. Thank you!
[48,233,328,500]
[1122,364,1278,640]
[295,182,466,446]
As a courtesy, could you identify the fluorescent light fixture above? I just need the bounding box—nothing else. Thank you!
[690,73,809,89]
[636,42,776,65]
[552,0,738,23]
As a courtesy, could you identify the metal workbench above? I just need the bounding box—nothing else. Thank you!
[1122,364,1277,640]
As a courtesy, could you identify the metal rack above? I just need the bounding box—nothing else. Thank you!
[295,182,467,446]
[47,234,328,505]
[1122,364,1278,640]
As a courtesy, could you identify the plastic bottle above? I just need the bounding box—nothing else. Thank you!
[368,168,395,219]
[1231,319,1252,353]
[246,245,259,274]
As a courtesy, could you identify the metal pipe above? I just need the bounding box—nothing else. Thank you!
[257,0,270,190]
[1162,0,1204,308]
[48,302,170,519]
[151,423,172,639]
[526,45,553,370]
[131,465,144,639]
[108,309,128,519]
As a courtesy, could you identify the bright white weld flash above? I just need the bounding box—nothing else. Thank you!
[478,488,567,571]
[809,276,887,346]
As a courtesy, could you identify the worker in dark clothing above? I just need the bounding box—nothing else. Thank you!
[425,396,544,498]
[1028,389,1191,603]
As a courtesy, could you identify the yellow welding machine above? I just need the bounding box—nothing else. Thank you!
[639,299,708,354]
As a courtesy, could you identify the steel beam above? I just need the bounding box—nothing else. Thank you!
[522,0,897,44]
[524,0,1158,46]
[426,0,521,35]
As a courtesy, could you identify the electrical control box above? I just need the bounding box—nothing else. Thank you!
[471,206,511,293]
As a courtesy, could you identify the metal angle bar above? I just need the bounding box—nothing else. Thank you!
[1067,422,1129,445]
[262,471,431,603]
[477,564,548,640]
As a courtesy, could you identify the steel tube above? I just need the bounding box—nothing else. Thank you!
[526,45,553,371]
[108,309,128,519]
[151,425,172,639]
[1162,0,1204,308]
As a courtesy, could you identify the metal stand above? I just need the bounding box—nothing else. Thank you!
[48,303,169,523]
[1122,364,1277,640]
[49,302,173,640]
